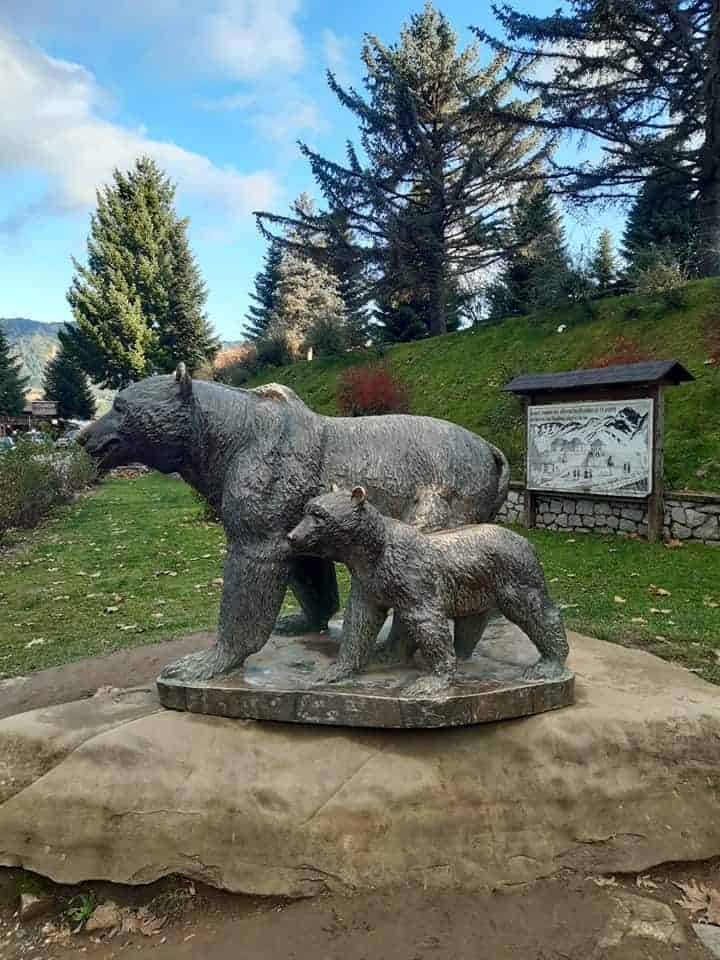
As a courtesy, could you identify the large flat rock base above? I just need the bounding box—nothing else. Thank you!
[157,620,574,728]
[1,630,719,898]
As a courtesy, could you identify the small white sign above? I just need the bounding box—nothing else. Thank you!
[527,398,653,498]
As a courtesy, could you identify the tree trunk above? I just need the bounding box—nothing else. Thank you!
[698,0,720,277]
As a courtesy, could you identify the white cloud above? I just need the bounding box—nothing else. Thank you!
[201,0,304,79]
[252,100,322,141]
[0,28,279,229]
[0,1,305,81]
[322,29,349,70]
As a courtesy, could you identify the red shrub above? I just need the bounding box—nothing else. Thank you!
[336,365,410,417]
[589,336,654,369]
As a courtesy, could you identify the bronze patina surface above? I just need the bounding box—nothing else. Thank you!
[157,618,574,729]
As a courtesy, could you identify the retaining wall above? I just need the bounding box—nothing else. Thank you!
[496,483,720,544]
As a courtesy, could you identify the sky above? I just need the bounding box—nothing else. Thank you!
[0,0,621,343]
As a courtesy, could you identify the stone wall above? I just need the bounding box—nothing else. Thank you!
[496,483,720,544]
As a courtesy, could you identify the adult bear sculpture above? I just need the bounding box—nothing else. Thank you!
[79,364,509,681]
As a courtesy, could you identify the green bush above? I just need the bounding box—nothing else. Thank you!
[0,437,97,538]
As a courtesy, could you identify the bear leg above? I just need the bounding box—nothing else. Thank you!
[398,608,457,697]
[274,556,340,635]
[160,540,290,682]
[454,610,492,660]
[317,578,387,683]
[496,585,569,680]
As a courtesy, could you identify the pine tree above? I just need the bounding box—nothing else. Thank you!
[263,195,348,360]
[64,156,216,388]
[257,4,548,339]
[592,229,617,296]
[42,345,96,420]
[622,174,699,275]
[477,0,720,277]
[245,240,283,341]
[157,219,218,372]
[487,182,571,318]
[0,325,28,416]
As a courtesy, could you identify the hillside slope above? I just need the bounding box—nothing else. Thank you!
[247,279,720,492]
[1,317,64,396]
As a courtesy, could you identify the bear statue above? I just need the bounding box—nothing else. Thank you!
[79,364,510,682]
[288,486,569,695]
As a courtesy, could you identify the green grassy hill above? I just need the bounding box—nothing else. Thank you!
[247,279,720,493]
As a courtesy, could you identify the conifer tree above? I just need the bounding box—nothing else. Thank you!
[257,4,549,339]
[487,182,571,318]
[64,156,217,388]
[477,0,720,277]
[591,229,617,296]
[262,195,347,360]
[0,325,28,416]
[622,174,699,275]
[245,240,283,341]
[42,346,96,420]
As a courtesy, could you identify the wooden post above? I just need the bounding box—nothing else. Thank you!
[647,384,665,543]
[523,397,537,530]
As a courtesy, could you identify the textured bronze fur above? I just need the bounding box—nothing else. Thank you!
[79,368,509,681]
[288,488,569,695]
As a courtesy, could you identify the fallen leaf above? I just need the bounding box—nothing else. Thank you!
[212,578,224,587]
[590,876,619,888]
[674,879,711,915]
[648,584,671,597]
[665,539,683,550]
[25,638,46,648]
[630,617,648,624]
[104,606,119,614]
[613,596,627,604]
[636,875,659,890]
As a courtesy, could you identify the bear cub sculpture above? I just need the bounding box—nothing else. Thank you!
[288,486,569,696]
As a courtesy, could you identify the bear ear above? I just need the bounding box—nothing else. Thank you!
[351,485,367,505]
[175,362,192,399]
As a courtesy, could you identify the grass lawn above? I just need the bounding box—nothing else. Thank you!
[1,473,719,684]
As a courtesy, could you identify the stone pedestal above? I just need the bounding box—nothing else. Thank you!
[157,619,574,728]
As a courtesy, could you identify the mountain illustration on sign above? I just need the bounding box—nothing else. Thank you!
[528,404,651,496]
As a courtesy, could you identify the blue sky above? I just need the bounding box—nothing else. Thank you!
[0,0,620,342]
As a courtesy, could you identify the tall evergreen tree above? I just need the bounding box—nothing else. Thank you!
[63,156,217,388]
[0,325,28,416]
[257,4,549,339]
[42,346,96,420]
[487,182,571,318]
[263,195,347,360]
[592,229,617,295]
[245,239,283,341]
[477,0,720,277]
[157,219,218,372]
[622,173,700,274]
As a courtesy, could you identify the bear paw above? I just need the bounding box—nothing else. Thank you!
[522,658,567,681]
[401,674,453,699]
[159,647,242,682]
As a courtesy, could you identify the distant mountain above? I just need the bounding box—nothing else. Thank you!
[1,317,115,412]
[1,317,64,398]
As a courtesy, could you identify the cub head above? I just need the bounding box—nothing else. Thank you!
[78,363,194,473]
[287,486,371,558]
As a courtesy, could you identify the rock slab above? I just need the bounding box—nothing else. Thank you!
[1,632,720,898]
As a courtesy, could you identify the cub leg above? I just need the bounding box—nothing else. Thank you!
[398,608,457,698]
[317,577,387,684]
[454,611,492,660]
[275,556,340,635]
[496,584,569,680]
[161,539,290,682]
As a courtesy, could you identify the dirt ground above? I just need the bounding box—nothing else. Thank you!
[1,636,718,959]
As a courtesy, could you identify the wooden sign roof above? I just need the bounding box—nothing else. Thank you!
[503,359,694,396]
